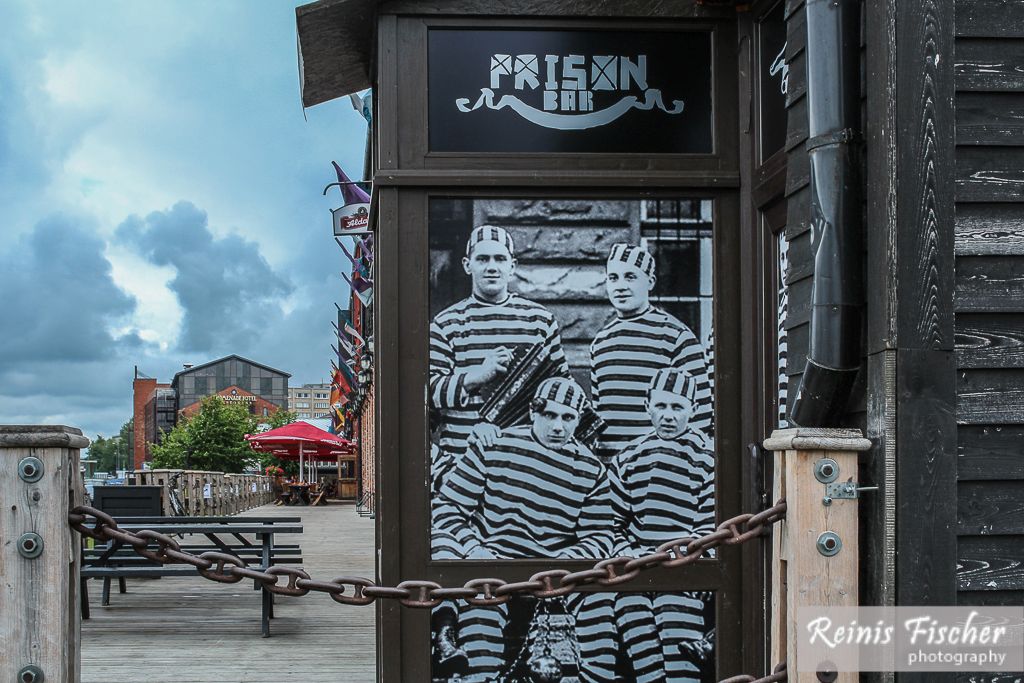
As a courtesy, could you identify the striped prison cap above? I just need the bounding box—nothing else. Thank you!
[466,225,515,257]
[533,376,589,413]
[607,243,655,279]
[648,367,697,402]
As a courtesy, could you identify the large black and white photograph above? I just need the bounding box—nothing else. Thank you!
[427,198,716,680]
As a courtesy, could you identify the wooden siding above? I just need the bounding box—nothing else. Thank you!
[954,0,1024,611]
[781,0,811,415]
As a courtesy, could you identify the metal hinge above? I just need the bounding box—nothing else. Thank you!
[823,479,878,505]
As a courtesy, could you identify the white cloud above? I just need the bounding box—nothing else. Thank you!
[0,1,367,437]
[105,243,183,346]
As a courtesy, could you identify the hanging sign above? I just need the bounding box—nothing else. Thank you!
[428,28,713,154]
[328,161,372,236]
[332,203,371,235]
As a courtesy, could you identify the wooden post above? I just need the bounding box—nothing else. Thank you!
[1,425,89,683]
[152,469,169,515]
[764,427,871,682]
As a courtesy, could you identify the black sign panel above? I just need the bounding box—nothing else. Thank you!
[757,4,788,161]
[428,29,713,154]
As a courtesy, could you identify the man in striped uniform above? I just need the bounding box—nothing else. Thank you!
[434,377,618,679]
[429,225,570,487]
[609,368,716,682]
[590,243,712,463]
[429,226,570,677]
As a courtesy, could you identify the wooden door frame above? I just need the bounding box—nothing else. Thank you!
[372,6,773,681]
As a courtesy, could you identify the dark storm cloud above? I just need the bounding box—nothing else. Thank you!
[117,201,294,353]
[0,214,136,364]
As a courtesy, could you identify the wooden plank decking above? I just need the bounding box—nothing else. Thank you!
[81,502,377,683]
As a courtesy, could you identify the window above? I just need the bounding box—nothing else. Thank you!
[640,199,714,343]
[315,402,329,409]
[315,392,328,399]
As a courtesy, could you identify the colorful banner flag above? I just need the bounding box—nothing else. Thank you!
[331,358,357,386]
[342,270,374,293]
[358,235,374,262]
[337,333,357,357]
[331,368,353,400]
[338,239,364,267]
[344,322,366,347]
[330,162,371,236]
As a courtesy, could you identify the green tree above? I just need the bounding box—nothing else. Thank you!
[264,408,298,430]
[150,396,260,473]
[88,419,134,473]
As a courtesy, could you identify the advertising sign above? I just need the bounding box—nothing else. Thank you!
[428,29,713,153]
[332,203,371,235]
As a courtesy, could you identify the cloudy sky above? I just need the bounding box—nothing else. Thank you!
[0,1,366,440]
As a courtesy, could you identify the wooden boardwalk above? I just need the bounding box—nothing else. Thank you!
[81,502,377,683]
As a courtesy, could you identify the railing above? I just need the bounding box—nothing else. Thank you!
[1,424,867,683]
[128,469,275,515]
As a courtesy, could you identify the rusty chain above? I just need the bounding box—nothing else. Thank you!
[69,500,787,681]
[68,499,785,607]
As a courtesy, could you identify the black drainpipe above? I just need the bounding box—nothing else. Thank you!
[790,0,863,427]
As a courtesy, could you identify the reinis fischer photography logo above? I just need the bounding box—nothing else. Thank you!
[797,607,1024,673]
[455,53,685,131]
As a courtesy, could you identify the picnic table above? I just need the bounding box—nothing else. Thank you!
[289,482,314,505]
[81,515,303,637]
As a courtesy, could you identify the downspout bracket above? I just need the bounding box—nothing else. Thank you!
[805,128,861,151]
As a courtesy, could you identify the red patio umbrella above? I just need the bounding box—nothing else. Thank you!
[246,422,354,483]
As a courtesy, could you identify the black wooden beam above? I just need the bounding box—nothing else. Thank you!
[890,0,958,681]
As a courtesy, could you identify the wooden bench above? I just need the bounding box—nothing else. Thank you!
[81,516,303,637]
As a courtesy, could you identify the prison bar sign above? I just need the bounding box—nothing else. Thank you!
[428,28,713,154]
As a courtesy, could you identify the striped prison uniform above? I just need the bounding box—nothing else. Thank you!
[587,430,715,682]
[590,306,712,462]
[777,235,789,428]
[565,590,711,682]
[428,293,569,466]
[432,425,615,677]
[611,430,716,553]
[612,591,711,682]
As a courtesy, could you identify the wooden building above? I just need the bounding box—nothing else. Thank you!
[296,1,1024,681]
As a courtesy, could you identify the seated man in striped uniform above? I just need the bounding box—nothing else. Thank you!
[433,377,617,679]
[610,367,716,682]
[590,243,712,464]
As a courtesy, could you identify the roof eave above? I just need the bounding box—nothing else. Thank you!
[296,0,378,108]
[171,354,293,383]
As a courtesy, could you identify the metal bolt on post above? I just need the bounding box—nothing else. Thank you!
[764,427,871,682]
[1,426,89,683]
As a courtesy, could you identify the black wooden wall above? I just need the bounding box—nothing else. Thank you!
[953,0,1024,611]
[780,0,813,416]
[781,0,1024,646]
